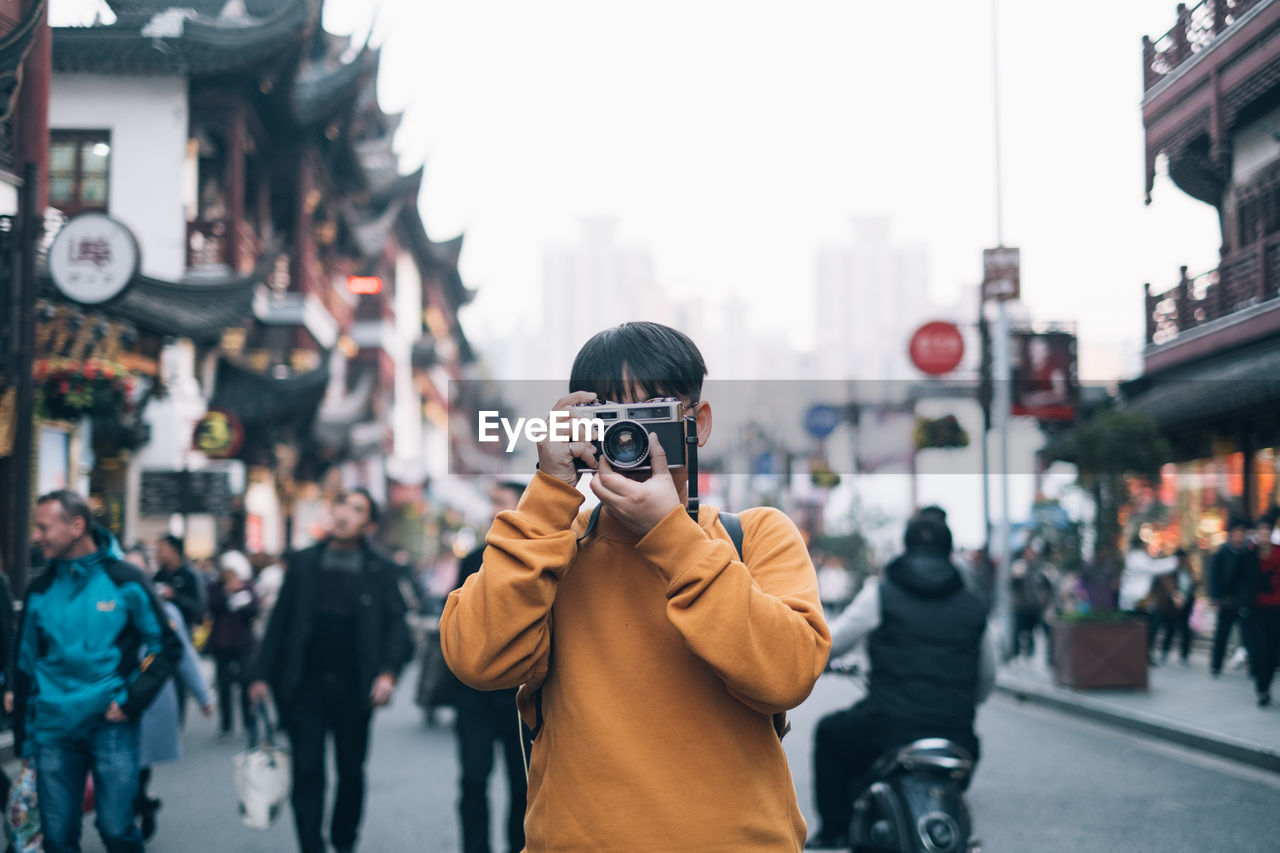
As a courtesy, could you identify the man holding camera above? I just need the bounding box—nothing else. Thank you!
[442,321,831,852]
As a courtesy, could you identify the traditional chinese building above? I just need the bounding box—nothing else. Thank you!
[28,0,475,559]
[1128,0,1280,546]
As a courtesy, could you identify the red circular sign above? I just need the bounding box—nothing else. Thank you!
[909,322,965,376]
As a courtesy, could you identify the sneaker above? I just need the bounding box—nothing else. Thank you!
[1259,692,1272,708]
[1229,647,1248,670]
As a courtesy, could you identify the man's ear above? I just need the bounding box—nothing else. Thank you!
[694,401,712,447]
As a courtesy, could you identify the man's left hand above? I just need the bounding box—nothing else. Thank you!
[105,702,128,723]
[590,434,682,539]
[370,673,396,708]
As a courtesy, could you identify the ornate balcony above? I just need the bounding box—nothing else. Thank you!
[1145,232,1280,368]
[1143,0,1264,92]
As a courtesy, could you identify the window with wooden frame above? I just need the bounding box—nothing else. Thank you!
[49,130,112,216]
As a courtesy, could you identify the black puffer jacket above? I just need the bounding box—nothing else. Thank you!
[864,547,989,738]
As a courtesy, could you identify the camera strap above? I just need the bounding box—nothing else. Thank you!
[685,414,699,521]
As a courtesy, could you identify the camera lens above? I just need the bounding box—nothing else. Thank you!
[602,420,650,469]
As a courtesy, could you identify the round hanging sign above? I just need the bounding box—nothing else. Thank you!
[47,213,141,305]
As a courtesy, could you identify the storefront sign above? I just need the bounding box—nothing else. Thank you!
[193,408,244,459]
[982,246,1020,301]
[47,214,141,305]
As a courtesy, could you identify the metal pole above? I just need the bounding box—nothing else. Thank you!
[994,298,1013,654]
[11,162,41,600]
[990,0,1013,653]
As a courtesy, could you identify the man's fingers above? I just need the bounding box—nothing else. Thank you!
[552,391,598,412]
[569,441,599,470]
[646,432,669,478]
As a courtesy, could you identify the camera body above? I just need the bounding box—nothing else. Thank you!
[569,398,687,472]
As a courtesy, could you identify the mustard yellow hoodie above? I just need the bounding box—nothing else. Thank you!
[441,472,830,852]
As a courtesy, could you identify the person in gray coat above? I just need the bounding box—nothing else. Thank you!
[124,546,213,839]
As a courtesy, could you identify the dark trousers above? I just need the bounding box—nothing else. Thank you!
[1012,611,1042,658]
[812,701,978,841]
[456,688,527,853]
[1211,605,1241,674]
[286,674,372,853]
[1252,608,1280,696]
[1153,601,1194,662]
[215,652,254,735]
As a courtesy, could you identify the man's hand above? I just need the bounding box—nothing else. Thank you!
[370,673,396,709]
[4,691,11,715]
[200,701,214,719]
[536,391,600,485]
[105,702,128,723]
[248,680,271,707]
[155,583,175,601]
[590,434,682,539]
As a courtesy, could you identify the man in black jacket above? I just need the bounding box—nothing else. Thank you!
[249,489,413,853]
[1209,518,1259,677]
[807,516,994,850]
[153,534,206,631]
[452,480,528,853]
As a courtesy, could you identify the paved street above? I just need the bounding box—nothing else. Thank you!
[63,664,1280,852]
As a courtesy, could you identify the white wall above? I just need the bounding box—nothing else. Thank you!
[50,74,188,279]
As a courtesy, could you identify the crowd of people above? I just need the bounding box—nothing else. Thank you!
[1001,511,1280,706]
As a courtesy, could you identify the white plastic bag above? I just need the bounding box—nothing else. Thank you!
[233,707,291,830]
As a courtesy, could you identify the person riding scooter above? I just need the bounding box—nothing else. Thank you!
[807,515,996,850]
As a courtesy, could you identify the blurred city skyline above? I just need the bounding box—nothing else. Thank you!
[54,0,1223,379]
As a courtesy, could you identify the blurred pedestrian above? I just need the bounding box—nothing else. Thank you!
[452,480,528,853]
[1209,518,1259,677]
[1250,516,1280,706]
[153,535,207,632]
[208,551,260,741]
[249,489,413,853]
[1158,549,1197,665]
[252,553,286,638]
[13,490,182,853]
[1009,543,1053,662]
[122,545,214,839]
[155,534,208,726]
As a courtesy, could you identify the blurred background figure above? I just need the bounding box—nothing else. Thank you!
[451,480,529,853]
[1009,542,1054,665]
[1251,515,1280,707]
[207,550,260,741]
[1209,519,1258,678]
[123,544,214,840]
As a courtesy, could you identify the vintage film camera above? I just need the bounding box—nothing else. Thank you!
[569,398,689,473]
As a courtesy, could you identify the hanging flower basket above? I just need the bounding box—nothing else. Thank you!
[35,359,135,422]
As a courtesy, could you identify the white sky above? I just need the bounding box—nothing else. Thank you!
[55,0,1224,376]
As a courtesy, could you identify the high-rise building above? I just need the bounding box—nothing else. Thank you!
[813,216,929,381]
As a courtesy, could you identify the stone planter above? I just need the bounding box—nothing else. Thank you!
[1050,617,1149,690]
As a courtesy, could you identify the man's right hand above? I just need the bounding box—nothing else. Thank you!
[248,681,271,707]
[536,391,601,485]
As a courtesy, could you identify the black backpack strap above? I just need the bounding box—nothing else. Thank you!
[719,511,744,562]
[577,504,603,545]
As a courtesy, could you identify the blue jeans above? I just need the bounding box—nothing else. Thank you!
[36,721,144,853]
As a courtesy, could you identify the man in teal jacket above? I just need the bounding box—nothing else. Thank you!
[13,490,182,853]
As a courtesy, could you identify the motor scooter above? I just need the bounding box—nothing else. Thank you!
[826,661,982,853]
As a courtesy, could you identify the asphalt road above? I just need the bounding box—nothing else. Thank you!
[66,665,1280,852]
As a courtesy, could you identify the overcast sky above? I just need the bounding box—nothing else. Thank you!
[55,1,1224,375]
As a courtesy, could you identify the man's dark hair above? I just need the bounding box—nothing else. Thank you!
[160,534,185,557]
[340,488,380,525]
[37,489,94,534]
[569,322,708,403]
[916,505,947,525]
[903,517,952,556]
[1228,517,1250,533]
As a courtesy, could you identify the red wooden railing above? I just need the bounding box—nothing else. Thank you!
[1143,0,1263,91]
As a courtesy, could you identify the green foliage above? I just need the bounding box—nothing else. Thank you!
[1043,408,1170,553]
[914,414,970,450]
